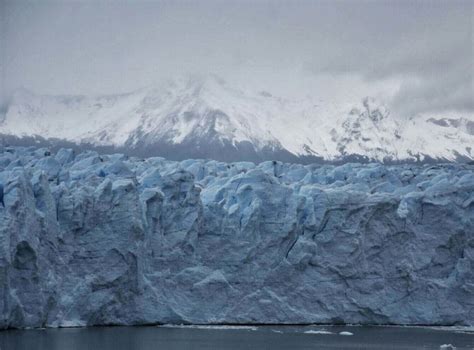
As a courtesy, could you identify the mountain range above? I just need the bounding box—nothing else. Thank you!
[1,76,473,163]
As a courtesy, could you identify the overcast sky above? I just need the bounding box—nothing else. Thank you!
[1,0,473,117]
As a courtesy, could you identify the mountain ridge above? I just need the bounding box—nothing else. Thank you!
[1,76,473,163]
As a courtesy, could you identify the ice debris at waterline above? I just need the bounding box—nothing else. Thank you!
[0,146,473,329]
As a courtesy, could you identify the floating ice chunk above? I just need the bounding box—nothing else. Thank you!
[160,324,258,331]
[439,345,456,350]
[305,330,334,335]
[339,331,354,336]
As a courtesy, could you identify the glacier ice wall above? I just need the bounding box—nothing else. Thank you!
[0,146,473,328]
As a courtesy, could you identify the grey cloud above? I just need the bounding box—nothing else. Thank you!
[1,0,473,116]
[391,64,473,116]
[309,1,473,115]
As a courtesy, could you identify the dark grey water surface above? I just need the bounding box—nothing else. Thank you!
[1,325,473,350]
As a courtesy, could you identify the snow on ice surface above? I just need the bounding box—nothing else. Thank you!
[1,76,473,162]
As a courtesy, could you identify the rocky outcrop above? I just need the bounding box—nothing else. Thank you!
[0,146,473,328]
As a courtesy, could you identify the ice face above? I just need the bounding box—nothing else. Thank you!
[0,147,473,328]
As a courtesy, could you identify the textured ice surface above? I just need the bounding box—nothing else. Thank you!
[0,146,473,328]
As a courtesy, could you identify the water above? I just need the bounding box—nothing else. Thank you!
[1,325,473,350]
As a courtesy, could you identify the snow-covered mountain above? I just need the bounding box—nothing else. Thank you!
[1,76,473,163]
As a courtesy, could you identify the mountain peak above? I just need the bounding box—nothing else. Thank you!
[1,80,473,163]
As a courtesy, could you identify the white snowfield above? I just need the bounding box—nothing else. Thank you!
[1,76,473,162]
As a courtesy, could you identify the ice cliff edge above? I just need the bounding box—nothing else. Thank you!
[0,146,473,328]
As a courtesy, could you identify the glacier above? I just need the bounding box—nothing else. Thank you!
[0,146,473,329]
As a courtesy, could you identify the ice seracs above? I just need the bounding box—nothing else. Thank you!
[1,146,473,328]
